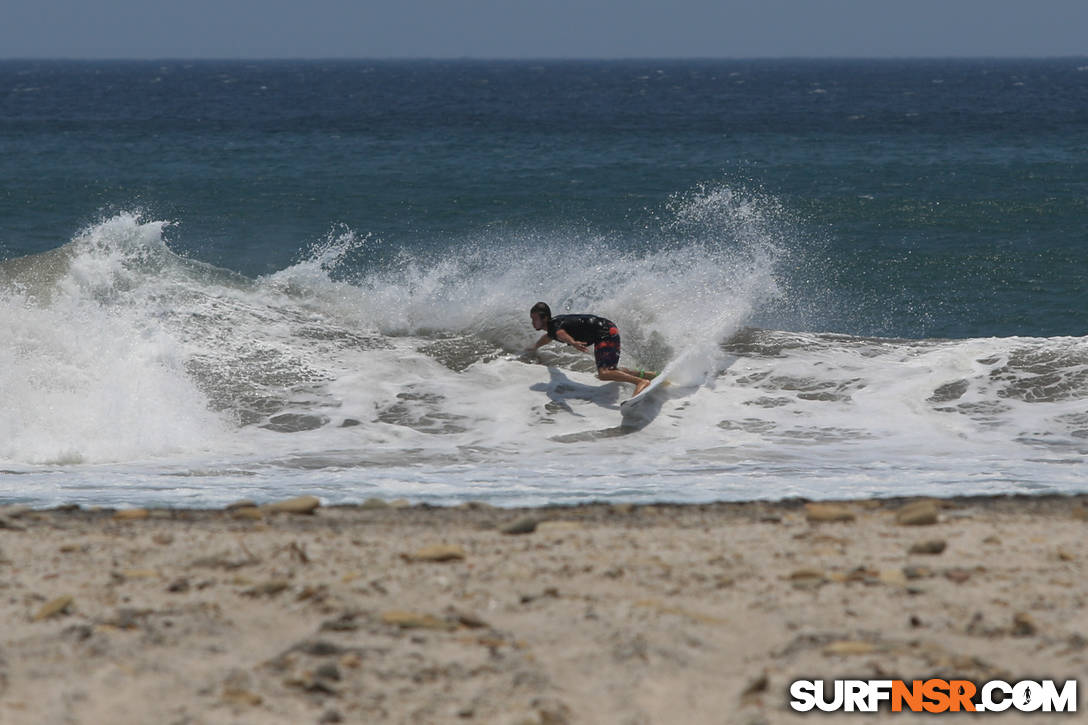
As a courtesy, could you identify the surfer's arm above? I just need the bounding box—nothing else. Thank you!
[554,329,589,352]
[529,333,552,350]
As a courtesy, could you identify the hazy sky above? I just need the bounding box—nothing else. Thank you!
[4,0,1087,59]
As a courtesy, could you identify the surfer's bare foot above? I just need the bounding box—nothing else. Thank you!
[633,379,650,396]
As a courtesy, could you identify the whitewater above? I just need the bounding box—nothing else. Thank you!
[2,189,1086,509]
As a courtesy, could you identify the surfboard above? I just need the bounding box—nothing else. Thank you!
[619,374,669,424]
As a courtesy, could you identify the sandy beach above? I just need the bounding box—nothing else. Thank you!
[1,493,1085,724]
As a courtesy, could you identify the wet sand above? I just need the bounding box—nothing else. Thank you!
[1,493,1086,724]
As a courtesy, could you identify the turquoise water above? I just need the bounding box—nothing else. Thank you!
[2,59,1086,507]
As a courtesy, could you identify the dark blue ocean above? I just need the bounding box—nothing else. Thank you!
[2,59,1086,508]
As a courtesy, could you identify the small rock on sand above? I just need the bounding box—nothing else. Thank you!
[944,568,973,584]
[740,671,769,701]
[242,580,290,597]
[404,544,466,562]
[221,688,263,707]
[788,568,827,588]
[909,539,947,555]
[114,508,150,521]
[230,506,264,521]
[823,640,876,656]
[1012,612,1038,636]
[33,595,74,621]
[805,503,856,523]
[501,517,541,535]
[262,496,321,515]
[896,501,940,526]
[380,610,455,631]
[879,568,908,586]
[0,516,27,531]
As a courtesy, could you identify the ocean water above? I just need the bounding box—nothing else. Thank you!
[1,59,1086,508]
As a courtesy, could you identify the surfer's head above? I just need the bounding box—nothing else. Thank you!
[530,302,551,330]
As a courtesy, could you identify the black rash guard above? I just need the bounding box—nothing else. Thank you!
[546,314,619,344]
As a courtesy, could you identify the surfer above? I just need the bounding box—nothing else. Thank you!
[528,302,656,397]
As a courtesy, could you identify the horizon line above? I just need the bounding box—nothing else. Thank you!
[2,54,1087,63]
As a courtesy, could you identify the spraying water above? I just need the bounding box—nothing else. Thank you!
[1,188,1086,508]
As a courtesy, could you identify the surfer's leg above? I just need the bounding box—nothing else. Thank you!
[598,367,651,395]
[594,335,649,394]
[619,367,656,380]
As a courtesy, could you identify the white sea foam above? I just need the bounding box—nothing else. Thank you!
[0,214,228,465]
[2,202,1086,508]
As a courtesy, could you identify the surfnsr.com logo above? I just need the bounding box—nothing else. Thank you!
[789,679,1077,713]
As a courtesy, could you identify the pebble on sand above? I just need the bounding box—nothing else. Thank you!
[896,501,940,526]
[823,640,877,656]
[221,688,263,707]
[805,503,856,523]
[262,496,322,515]
[113,508,150,521]
[909,539,947,555]
[944,568,973,584]
[403,544,467,563]
[501,516,542,535]
[242,580,291,598]
[380,610,456,631]
[1012,612,1038,637]
[33,595,74,621]
[788,568,827,588]
[740,671,769,702]
[878,568,909,586]
[0,516,27,531]
[231,507,265,521]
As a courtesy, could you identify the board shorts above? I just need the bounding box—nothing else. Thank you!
[594,326,621,370]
